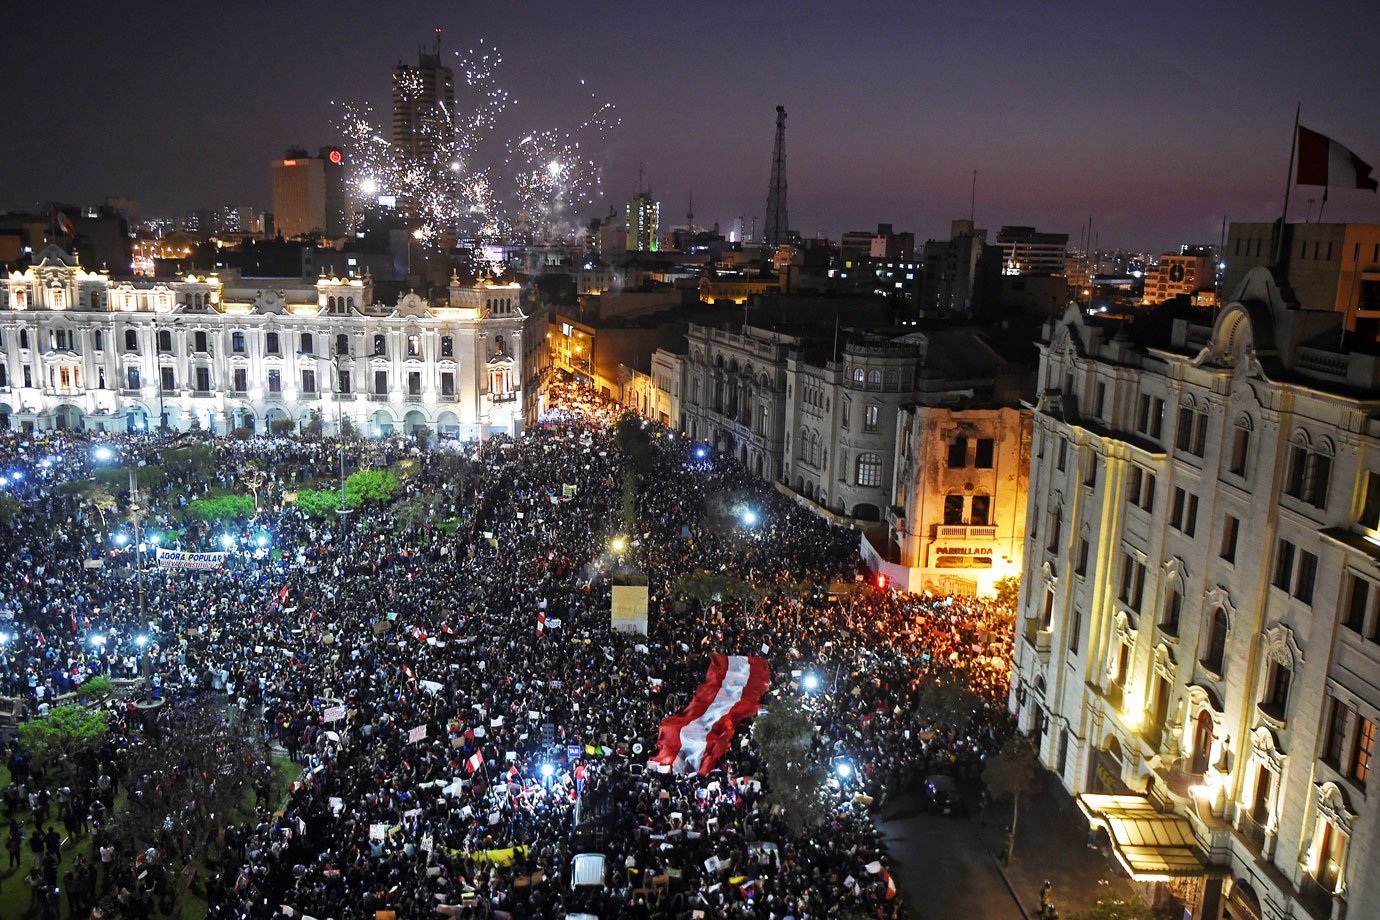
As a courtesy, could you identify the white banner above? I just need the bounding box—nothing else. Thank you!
[322,706,347,723]
[155,547,227,570]
[407,725,428,743]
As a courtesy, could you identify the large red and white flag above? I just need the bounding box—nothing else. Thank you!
[652,654,770,775]
[1297,126,1379,191]
[465,749,484,773]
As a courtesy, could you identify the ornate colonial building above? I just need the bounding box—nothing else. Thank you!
[0,247,524,437]
[1013,267,1380,920]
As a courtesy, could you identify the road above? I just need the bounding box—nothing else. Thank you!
[876,790,1024,920]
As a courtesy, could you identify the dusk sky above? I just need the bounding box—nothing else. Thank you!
[4,0,1378,252]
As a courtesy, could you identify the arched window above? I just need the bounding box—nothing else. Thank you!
[867,369,882,390]
[852,367,865,386]
[864,404,880,432]
[809,431,820,466]
[1228,416,1252,476]
[798,427,809,459]
[328,296,336,312]
[1203,607,1228,674]
[335,334,349,356]
[856,453,882,487]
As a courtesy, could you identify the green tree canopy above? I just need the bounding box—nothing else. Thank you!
[0,494,19,527]
[188,494,258,523]
[18,704,110,770]
[295,488,349,518]
[345,469,401,504]
[753,696,832,835]
[160,444,216,478]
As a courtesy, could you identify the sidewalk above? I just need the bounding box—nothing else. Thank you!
[975,768,1137,919]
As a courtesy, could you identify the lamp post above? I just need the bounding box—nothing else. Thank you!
[127,467,146,623]
[327,351,352,519]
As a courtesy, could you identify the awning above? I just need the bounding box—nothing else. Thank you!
[1078,793,1206,881]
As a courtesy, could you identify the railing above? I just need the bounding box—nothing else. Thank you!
[368,393,389,402]
[1237,812,1268,854]
[936,525,998,539]
[1298,874,1337,920]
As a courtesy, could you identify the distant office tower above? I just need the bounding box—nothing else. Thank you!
[392,35,456,163]
[763,106,789,247]
[995,226,1069,276]
[626,192,659,252]
[1141,252,1214,305]
[271,147,348,238]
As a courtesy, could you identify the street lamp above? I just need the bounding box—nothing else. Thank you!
[609,535,627,555]
[93,445,115,463]
[802,673,821,692]
[739,508,758,527]
[327,350,353,519]
[835,761,853,780]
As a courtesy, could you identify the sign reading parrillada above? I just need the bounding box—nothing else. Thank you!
[155,548,228,570]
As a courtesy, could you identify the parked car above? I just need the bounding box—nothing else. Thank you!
[925,774,963,816]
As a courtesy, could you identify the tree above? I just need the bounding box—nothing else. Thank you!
[413,426,432,450]
[93,464,166,497]
[993,575,1021,609]
[161,444,216,479]
[77,675,115,701]
[753,696,832,834]
[304,410,324,437]
[914,672,984,735]
[339,415,358,440]
[295,487,348,518]
[17,704,110,772]
[106,699,272,918]
[983,736,1039,865]
[188,494,257,523]
[0,493,20,527]
[345,469,401,504]
[270,417,296,435]
[395,492,444,531]
[73,482,119,527]
[1071,897,1164,920]
[671,570,763,605]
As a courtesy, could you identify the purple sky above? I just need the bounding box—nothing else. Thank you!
[3,0,1378,251]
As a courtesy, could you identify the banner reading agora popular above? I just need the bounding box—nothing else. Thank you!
[155,547,228,570]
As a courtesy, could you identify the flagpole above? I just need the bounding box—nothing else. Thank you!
[1274,103,1301,267]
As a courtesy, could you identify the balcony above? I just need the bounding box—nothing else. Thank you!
[1298,874,1338,920]
[1020,618,1052,661]
[1236,812,1268,856]
[190,390,214,399]
[935,524,998,540]
[368,393,389,402]
[299,391,321,400]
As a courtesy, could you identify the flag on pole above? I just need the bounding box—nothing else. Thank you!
[536,611,545,635]
[52,205,76,239]
[465,749,484,773]
[651,654,770,775]
[1297,126,1378,191]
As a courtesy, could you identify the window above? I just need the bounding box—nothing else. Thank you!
[157,329,172,353]
[18,329,29,349]
[193,330,208,353]
[856,454,882,487]
[1093,382,1106,418]
[1228,421,1251,476]
[1263,661,1292,715]
[302,369,316,394]
[194,366,210,392]
[231,331,245,353]
[1285,441,1332,509]
[1170,488,1198,536]
[863,404,879,432]
[374,370,388,395]
[1274,539,1296,591]
[126,367,140,390]
[440,372,455,396]
[1360,471,1380,531]
[852,367,864,386]
[407,371,422,396]
[1127,466,1156,511]
[93,329,104,351]
[867,369,881,390]
[1068,607,1082,654]
[407,334,421,358]
[441,335,454,358]
[1111,640,1130,690]
[1119,554,1145,612]
[1176,405,1207,457]
[232,368,247,392]
[22,365,31,388]
[1040,588,1054,630]
[840,400,849,430]
[1162,586,1182,635]
[267,370,281,394]
[1056,438,1068,471]
[1081,453,1098,487]
[1136,394,1164,439]
[1351,717,1375,788]
[1075,538,1090,576]
[947,436,968,468]
[1324,698,1349,766]
[971,495,990,526]
[125,329,138,351]
[266,331,280,355]
[373,334,386,356]
[1046,508,1062,553]
[300,333,314,356]
[1294,550,1318,604]
[1203,607,1228,674]
[336,334,349,356]
[975,439,995,469]
[944,495,964,525]
[1220,515,1239,563]
[160,366,175,392]
[1344,574,1372,634]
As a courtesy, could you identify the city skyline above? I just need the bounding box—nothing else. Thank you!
[2,1,1379,251]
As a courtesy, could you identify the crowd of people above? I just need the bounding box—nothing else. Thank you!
[0,376,1016,919]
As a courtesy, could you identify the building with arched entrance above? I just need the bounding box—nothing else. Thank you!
[1013,257,1380,920]
[0,247,525,438]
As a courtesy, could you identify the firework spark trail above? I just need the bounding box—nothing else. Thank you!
[336,42,620,246]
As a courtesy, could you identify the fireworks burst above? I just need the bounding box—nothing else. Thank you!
[337,42,619,246]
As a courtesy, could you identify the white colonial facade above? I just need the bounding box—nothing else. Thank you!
[1013,268,1380,920]
[0,247,524,437]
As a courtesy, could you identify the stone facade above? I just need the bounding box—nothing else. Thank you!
[0,247,524,437]
[1013,267,1380,920]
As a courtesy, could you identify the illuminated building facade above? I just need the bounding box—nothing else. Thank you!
[0,247,524,437]
[995,225,1069,276]
[626,193,659,252]
[1141,252,1214,306]
[271,147,348,238]
[1013,269,1380,919]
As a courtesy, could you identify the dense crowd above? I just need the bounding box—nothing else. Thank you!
[0,377,1015,919]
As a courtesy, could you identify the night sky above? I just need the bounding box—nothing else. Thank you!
[3,0,1378,252]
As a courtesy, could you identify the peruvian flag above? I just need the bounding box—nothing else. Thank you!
[651,654,770,775]
[464,749,484,773]
[52,205,76,239]
[536,611,546,636]
[411,625,427,643]
[1297,126,1378,191]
